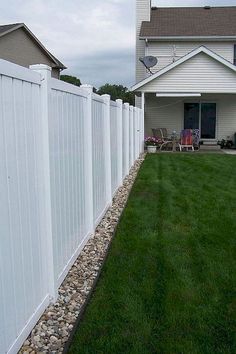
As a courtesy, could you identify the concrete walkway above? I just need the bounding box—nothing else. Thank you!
[223,149,236,155]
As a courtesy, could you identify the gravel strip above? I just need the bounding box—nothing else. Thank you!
[19,154,145,354]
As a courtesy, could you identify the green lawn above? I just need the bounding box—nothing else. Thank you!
[69,154,236,354]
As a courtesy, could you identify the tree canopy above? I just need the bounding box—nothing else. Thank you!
[96,84,135,106]
[60,75,81,87]
[59,78,135,106]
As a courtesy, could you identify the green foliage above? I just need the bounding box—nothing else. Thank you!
[60,75,81,87]
[218,138,234,149]
[96,84,135,105]
[69,154,236,354]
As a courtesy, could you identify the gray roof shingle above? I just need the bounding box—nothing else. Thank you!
[140,7,236,38]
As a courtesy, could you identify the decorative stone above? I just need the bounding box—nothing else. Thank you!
[18,155,145,354]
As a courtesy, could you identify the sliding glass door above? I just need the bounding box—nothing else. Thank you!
[184,102,216,139]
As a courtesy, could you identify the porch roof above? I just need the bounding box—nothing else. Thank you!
[131,46,236,93]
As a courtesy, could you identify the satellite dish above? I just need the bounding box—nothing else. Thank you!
[139,56,158,74]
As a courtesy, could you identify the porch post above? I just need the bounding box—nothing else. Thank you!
[141,92,145,152]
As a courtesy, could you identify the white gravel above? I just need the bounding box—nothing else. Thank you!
[19,154,145,354]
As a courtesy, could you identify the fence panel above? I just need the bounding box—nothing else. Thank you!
[0,62,49,354]
[92,94,107,225]
[134,108,140,160]
[110,102,119,194]
[122,104,130,178]
[129,106,134,168]
[0,59,144,354]
[49,79,89,285]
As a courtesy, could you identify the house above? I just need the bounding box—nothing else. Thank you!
[132,1,236,144]
[0,23,66,78]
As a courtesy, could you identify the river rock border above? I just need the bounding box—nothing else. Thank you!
[19,154,145,354]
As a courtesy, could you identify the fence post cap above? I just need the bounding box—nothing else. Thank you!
[129,105,134,111]
[101,93,111,100]
[124,102,130,109]
[81,84,93,93]
[116,98,123,106]
[29,64,52,71]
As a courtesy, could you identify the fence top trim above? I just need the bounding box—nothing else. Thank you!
[0,58,41,85]
[110,101,118,108]
[92,92,106,104]
[51,78,89,98]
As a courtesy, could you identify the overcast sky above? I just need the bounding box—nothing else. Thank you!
[1,0,236,88]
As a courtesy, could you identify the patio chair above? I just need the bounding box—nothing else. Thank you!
[193,129,200,150]
[152,128,170,141]
[179,129,194,152]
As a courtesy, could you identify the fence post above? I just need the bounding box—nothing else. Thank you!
[102,94,112,206]
[81,84,94,233]
[30,64,57,301]
[129,106,134,167]
[124,103,130,176]
[138,109,142,155]
[116,99,123,186]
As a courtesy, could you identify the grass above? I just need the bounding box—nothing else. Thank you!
[69,154,236,354]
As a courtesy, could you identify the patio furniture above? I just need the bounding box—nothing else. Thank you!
[160,131,181,152]
[152,128,170,141]
[193,129,200,150]
[179,129,194,151]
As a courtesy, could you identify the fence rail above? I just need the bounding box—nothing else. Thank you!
[0,60,144,354]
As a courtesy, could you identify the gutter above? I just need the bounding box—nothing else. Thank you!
[139,36,236,41]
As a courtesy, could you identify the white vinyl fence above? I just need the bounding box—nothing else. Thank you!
[0,60,144,354]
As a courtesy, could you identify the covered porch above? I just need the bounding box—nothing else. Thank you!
[132,46,236,149]
[144,93,236,145]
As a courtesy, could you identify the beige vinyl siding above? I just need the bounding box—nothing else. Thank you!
[216,95,236,139]
[136,0,150,83]
[145,94,183,136]
[0,28,60,78]
[147,41,235,72]
[145,93,236,140]
[142,53,236,93]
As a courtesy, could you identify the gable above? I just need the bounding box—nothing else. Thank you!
[140,52,236,93]
[0,27,57,69]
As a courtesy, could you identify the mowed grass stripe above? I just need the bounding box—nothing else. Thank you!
[69,154,236,354]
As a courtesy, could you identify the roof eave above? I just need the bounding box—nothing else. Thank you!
[139,35,236,41]
[0,23,24,39]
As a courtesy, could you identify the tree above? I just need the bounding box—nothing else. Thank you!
[96,84,135,106]
[60,75,81,87]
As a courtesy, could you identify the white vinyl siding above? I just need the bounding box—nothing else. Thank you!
[136,0,150,82]
[145,93,236,140]
[142,53,236,93]
[147,41,235,73]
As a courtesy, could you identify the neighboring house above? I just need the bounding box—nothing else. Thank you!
[132,1,236,143]
[0,23,66,78]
